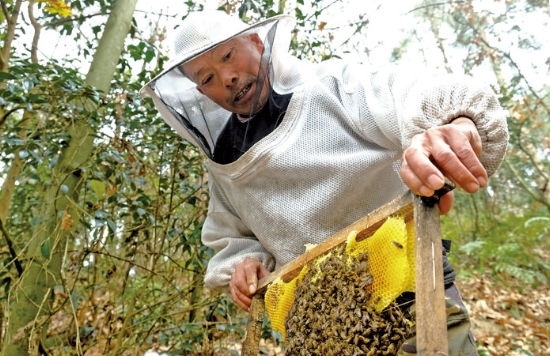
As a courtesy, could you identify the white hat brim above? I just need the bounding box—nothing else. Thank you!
[140,14,294,98]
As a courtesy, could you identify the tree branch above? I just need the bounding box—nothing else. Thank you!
[0,106,25,129]
[0,218,23,276]
[43,11,107,29]
[516,119,550,196]
[1,0,23,72]
[27,0,41,63]
[1,1,9,25]
[505,160,549,210]
[404,1,465,16]
[467,18,550,116]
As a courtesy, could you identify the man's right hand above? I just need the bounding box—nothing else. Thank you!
[229,257,269,311]
[400,117,487,209]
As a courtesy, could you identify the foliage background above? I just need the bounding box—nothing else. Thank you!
[0,0,548,355]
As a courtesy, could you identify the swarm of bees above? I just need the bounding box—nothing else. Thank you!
[284,245,412,355]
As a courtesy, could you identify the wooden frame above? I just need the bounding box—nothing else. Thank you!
[241,191,450,355]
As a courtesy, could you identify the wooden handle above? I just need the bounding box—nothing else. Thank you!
[413,193,449,355]
[242,293,266,356]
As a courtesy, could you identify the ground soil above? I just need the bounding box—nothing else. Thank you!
[458,274,550,356]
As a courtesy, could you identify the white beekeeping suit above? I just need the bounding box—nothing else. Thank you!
[141,11,509,290]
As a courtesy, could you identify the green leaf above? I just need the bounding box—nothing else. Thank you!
[6,138,25,147]
[459,240,485,255]
[22,78,35,91]
[477,349,491,356]
[94,209,107,219]
[107,219,117,233]
[90,179,106,197]
[144,49,155,63]
[0,72,16,81]
[41,240,51,259]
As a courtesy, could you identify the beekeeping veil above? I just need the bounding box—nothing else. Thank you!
[140,11,296,161]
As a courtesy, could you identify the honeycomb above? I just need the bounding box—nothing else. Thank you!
[264,264,309,339]
[345,216,416,311]
[264,216,416,353]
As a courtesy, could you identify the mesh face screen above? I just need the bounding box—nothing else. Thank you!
[152,20,282,160]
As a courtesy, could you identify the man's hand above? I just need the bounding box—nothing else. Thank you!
[229,257,269,311]
[400,117,487,214]
[438,190,454,215]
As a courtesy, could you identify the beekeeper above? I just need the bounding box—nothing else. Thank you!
[141,10,508,354]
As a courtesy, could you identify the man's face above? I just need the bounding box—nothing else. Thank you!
[181,34,268,116]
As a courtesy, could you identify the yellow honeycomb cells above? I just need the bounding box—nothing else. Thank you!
[346,216,415,311]
[265,215,415,339]
[265,265,309,338]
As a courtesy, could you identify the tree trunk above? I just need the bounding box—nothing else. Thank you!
[0,149,23,222]
[3,0,138,354]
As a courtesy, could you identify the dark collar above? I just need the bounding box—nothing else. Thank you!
[212,91,293,164]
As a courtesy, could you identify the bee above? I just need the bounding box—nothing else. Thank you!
[331,307,340,320]
[383,344,396,355]
[371,334,380,348]
[344,316,353,331]
[357,278,371,292]
[357,334,370,345]
[353,321,364,333]
[341,285,349,295]
[393,327,408,337]
[339,294,348,304]
[390,312,398,323]
[392,240,404,249]
[355,260,369,273]
[371,321,384,333]
[356,289,369,303]
[362,312,371,325]
[391,333,402,341]
[385,322,393,335]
